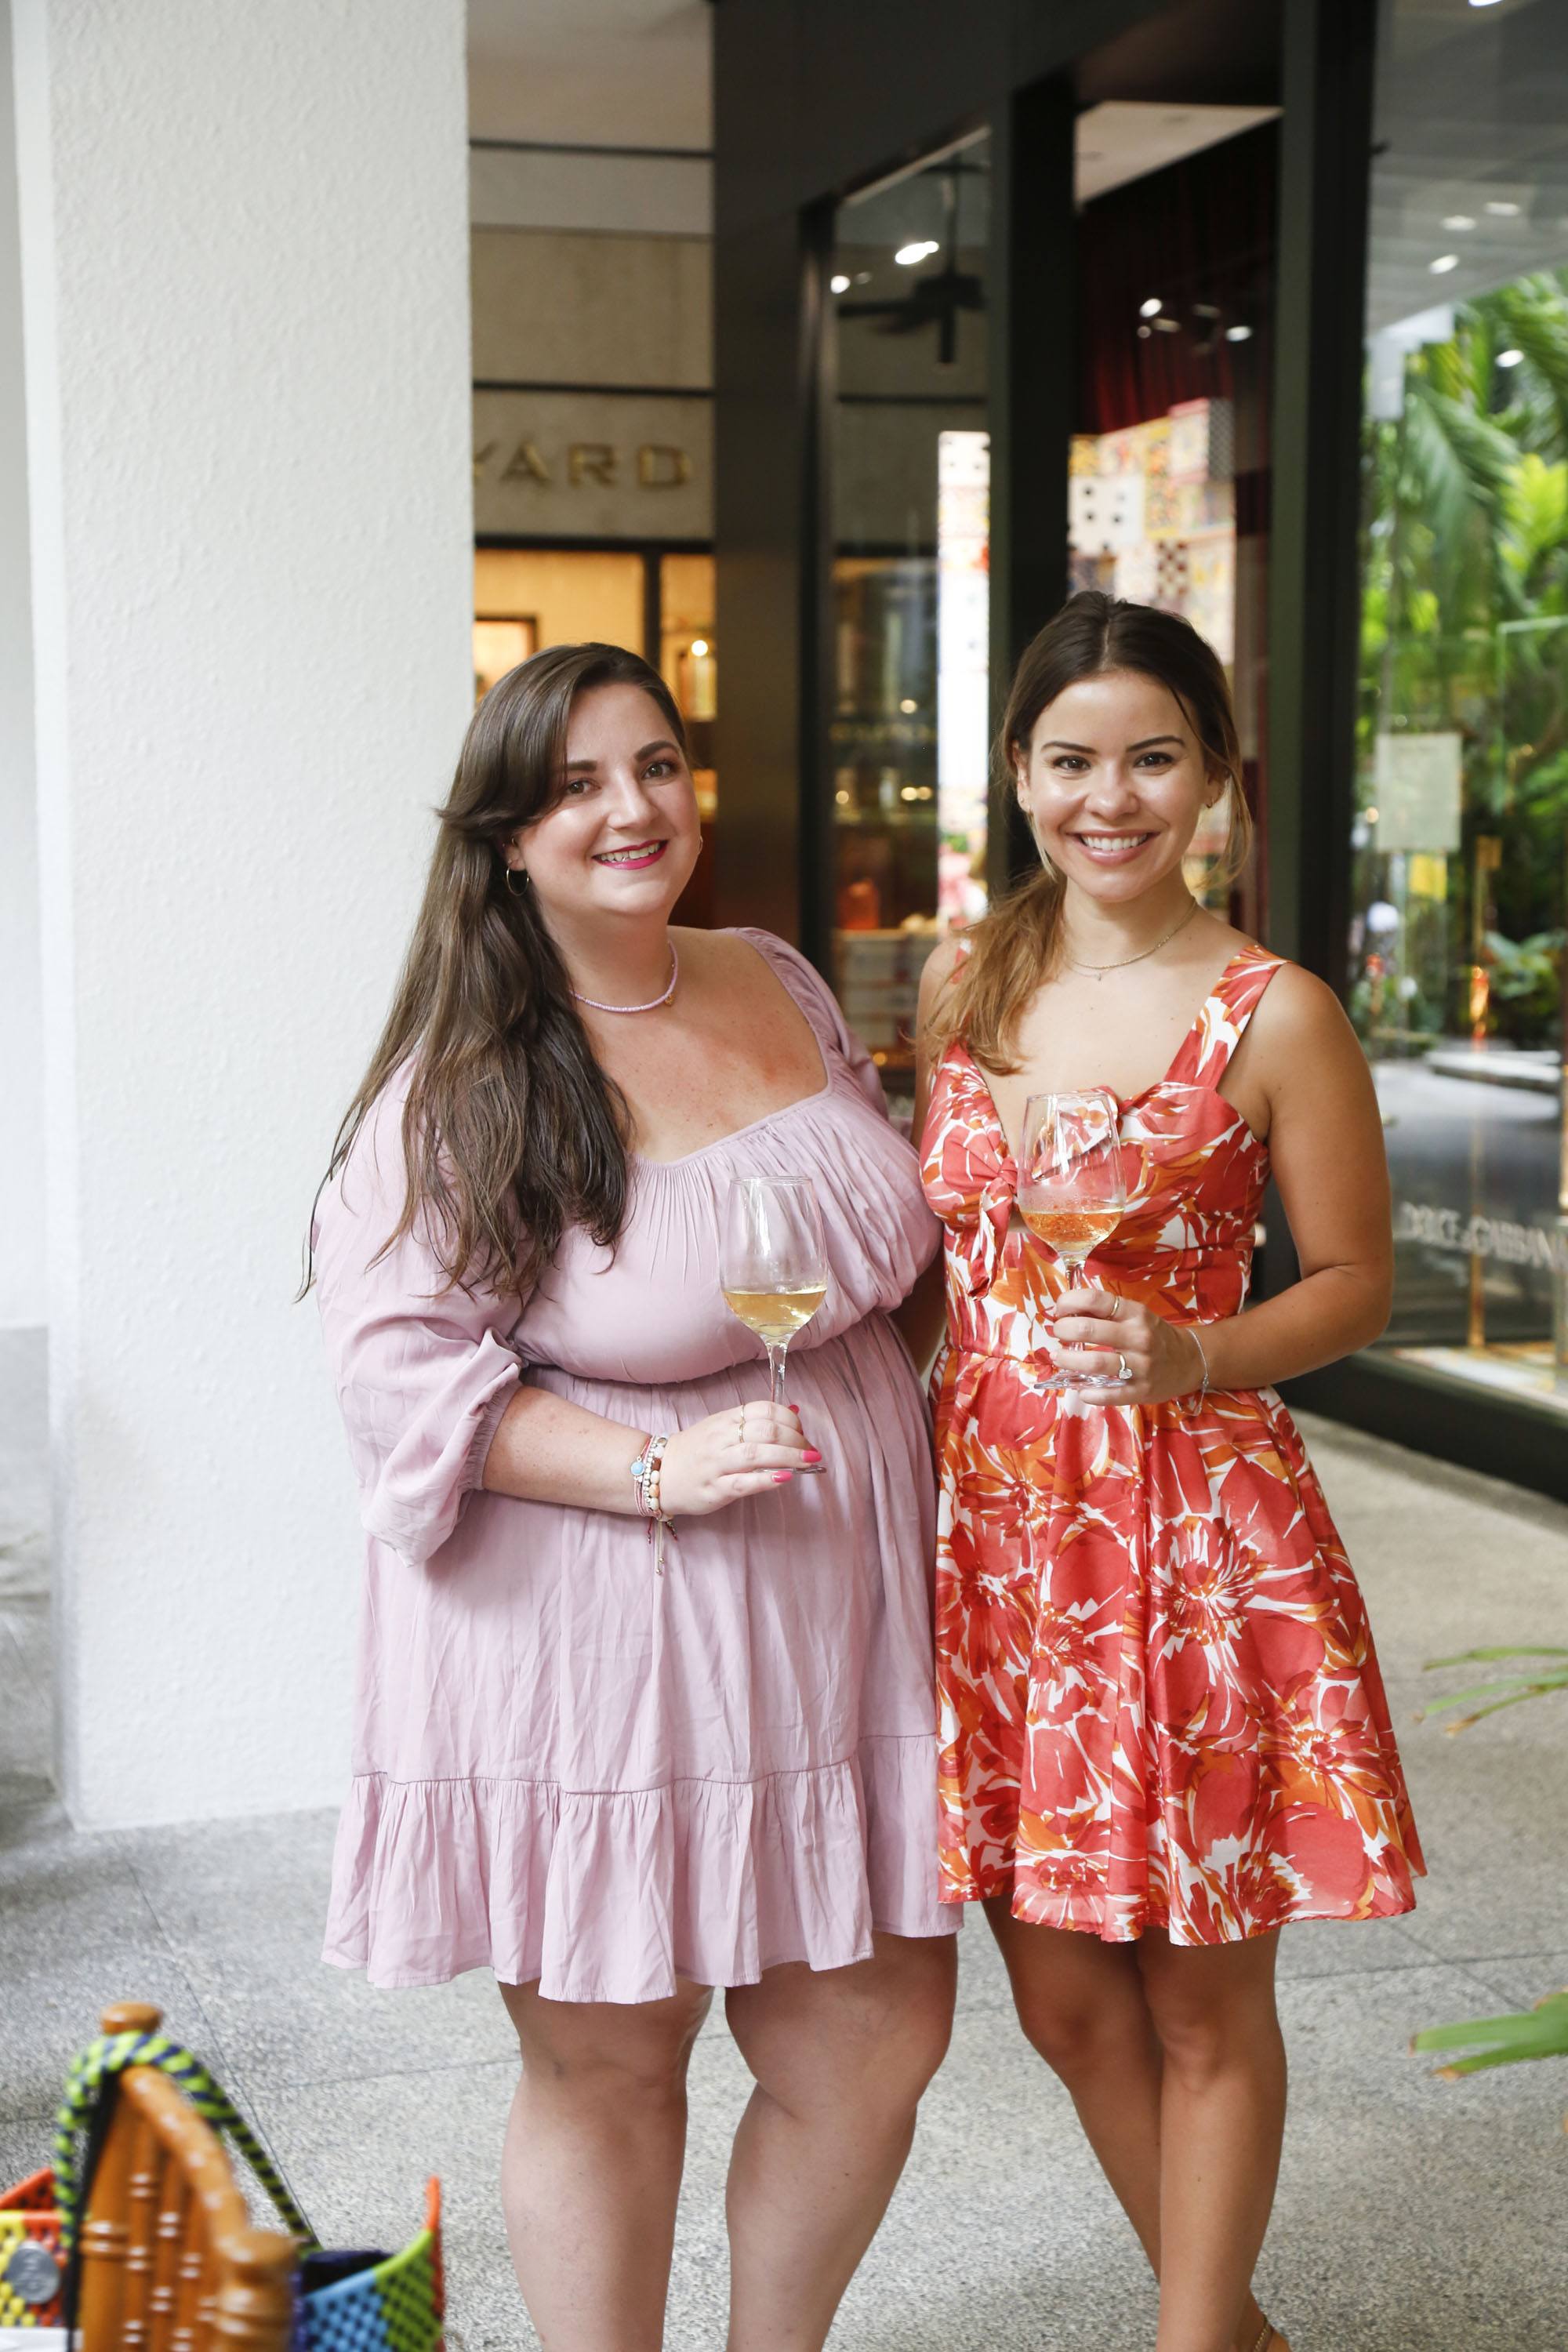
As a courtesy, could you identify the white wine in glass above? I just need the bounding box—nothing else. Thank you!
[721,1176,829,1462]
[1018,1088,1127,1392]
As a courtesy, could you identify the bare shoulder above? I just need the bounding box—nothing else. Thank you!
[918,931,965,1012]
[1244,957,1371,1113]
[1250,957,1358,1050]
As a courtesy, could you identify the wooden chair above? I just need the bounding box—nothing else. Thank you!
[74,2002,297,2352]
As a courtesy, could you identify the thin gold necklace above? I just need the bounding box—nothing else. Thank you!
[1063,897,1200,978]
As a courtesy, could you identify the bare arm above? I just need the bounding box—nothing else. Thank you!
[481,1383,817,1517]
[1203,967,1392,1388]
[1052,967,1392,1400]
[891,940,964,1377]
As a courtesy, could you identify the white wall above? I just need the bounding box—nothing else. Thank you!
[11,0,474,1828]
[0,0,45,1331]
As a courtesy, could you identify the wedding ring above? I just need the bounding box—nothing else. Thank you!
[1116,1352,1131,1383]
[737,1406,746,1441]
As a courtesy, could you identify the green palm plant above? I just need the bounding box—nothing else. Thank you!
[1412,1648,1568,2117]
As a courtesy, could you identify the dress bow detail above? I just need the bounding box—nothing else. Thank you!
[963,1141,1018,1298]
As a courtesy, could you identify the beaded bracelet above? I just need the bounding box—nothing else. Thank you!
[630,1432,677,1573]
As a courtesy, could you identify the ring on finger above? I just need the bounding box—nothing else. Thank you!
[736,1405,746,1442]
[1116,1352,1131,1383]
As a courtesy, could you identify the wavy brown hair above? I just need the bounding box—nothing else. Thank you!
[932,590,1252,1074]
[307,641,688,1298]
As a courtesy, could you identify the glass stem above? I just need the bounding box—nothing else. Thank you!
[768,1342,789,1404]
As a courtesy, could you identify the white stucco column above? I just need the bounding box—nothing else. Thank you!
[0,2,45,1334]
[12,0,474,1826]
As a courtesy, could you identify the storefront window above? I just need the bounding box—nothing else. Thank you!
[827,133,990,1106]
[1353,0,1568,1414]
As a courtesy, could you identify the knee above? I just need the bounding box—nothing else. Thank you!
[509,1984,712,2106]
[1144,1981,1272,2087]
[1014,1993,1131,2082]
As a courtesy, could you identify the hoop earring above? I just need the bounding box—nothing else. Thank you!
[505,866,529,897]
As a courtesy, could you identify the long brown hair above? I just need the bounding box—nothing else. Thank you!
[309,641,688,1298]
[935,590,1253,1074]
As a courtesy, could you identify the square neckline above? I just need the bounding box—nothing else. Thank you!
[632,931,836,1170]
[952,944,1268,1166]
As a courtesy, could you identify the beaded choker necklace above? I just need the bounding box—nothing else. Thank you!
[572,942,680,1014]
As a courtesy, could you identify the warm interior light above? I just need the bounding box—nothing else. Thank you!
[899,698,917,713]
[1365,807,1380,823]
[829,273,850,294]
[1486,199,1522,216]
[1225,324,1254,343]
[1430,253,1460,274]
[1139,296,1163,318]
[1443,214,1477,230]
[1468,1,1505,9]
[1497,348,1524,367]
[895,239,939,267]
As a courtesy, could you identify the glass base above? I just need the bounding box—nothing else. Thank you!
[1040,1369,1123,1392]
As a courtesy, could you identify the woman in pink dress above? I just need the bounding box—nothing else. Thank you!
[912,593,1424,2352]
[310,643,956,2350]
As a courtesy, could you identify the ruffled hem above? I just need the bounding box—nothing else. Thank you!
[938,1849,1425,1946]
[324,1735,956,2001]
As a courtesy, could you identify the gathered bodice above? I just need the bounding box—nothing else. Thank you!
[920,944,1283,1363]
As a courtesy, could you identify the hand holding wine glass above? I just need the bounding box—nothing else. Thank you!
[1017,1087,1127,1392]
[720,1175,829,1468]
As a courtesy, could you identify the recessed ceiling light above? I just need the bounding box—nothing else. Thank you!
[853,271,871,285]
[829,274,850,293]
[1486,199,1522,217]
[1430,252,1460,274]
[1443,214,1476,230]
[895,238,939,267]
[1137,324,1152,340]
[1139,296,1163,318]
[1153,317,1180,332]
[1226,324,1254,343]
[1497,347,1524,366]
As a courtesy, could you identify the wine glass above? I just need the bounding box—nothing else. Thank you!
[720,1176,829,1461]
[1017,1088,1127,1392]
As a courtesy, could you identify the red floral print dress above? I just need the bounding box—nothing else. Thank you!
[920,943,1425,1944]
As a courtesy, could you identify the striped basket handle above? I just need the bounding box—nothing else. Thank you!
[54,2030,321,2254]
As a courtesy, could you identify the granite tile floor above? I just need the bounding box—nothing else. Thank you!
[3,1327,1567,2348]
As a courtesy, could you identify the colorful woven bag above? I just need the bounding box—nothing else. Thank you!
[36,2024,445,2351]
[0,2168,64,2330]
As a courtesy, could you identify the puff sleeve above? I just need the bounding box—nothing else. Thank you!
[312,1082,522,1566]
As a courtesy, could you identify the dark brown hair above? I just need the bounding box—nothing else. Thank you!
[934,590,1252,1073]
[310,641,688,1298]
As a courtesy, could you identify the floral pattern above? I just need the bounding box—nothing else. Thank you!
[920,944,1425,1943]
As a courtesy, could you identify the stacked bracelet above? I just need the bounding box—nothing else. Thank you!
[630,1432,677,1573]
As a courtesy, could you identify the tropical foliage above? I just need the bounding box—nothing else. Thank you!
[1357,271,1568,1047]
[1413,1645,1568,2119]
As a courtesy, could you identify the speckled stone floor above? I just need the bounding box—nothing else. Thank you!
[3,1327,1566,2349]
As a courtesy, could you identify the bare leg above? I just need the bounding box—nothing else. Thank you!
[1137,1929,1287,2352]
[985,1898,1167,2266]
[497,1975,713,2352]
[988,1900,1275,2351]
[723,1931,957,2352]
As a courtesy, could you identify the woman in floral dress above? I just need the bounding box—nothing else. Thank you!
[912,592,1424,2352]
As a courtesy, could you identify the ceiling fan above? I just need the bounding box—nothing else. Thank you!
[836,161,985,365]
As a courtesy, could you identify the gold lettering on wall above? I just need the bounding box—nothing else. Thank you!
[568,442,618,486]
[637,444,691,488]
[473,441,499,483]
[502,440,552,483]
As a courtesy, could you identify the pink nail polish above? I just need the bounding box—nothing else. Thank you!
[773,1470,793,1483]
[803,1448,822,1464]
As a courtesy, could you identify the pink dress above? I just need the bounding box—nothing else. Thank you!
[312,928,953,2002]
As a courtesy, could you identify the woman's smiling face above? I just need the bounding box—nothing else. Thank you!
[509,681,702,924]
[1014,668,1220,903]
